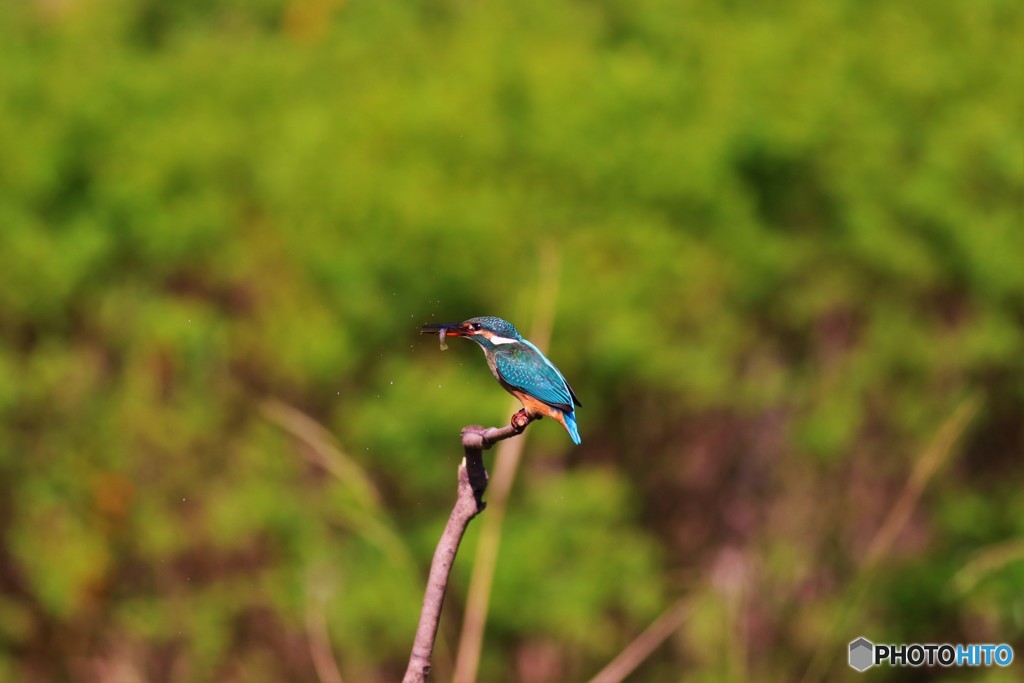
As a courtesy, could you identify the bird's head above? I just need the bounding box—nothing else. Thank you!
[420,316,522,348]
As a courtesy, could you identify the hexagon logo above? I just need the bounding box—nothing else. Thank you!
[849,637,875,672]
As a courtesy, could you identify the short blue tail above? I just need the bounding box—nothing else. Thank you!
[562,410,581,445]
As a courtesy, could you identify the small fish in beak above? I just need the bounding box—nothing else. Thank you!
[420,322,469,351]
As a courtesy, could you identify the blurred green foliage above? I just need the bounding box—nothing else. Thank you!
[0,0,1021,681]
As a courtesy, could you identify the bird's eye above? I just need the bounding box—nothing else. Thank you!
[472,323,482,330]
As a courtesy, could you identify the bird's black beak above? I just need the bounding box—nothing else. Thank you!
[420,322,471,337]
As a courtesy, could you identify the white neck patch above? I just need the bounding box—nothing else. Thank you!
[488,335,518,345]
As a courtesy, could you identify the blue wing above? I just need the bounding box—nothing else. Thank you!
[494,341,580,412]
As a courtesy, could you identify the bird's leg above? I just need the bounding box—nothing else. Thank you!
[510,409,534,431]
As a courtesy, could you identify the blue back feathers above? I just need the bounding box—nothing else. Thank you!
[494,344,576,412]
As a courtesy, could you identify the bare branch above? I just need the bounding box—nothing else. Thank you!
[402,418,534,683]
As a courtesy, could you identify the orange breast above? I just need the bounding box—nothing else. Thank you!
[511,390,565,422]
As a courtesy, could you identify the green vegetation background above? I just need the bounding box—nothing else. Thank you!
[0,0,1021,681]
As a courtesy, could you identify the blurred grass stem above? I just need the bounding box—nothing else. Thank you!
[586,597,690,683]
[305,585,345,683]
[453,246,560,683]
[954,538,1024,594]
[801,395,980,683]
[261,399,415,568]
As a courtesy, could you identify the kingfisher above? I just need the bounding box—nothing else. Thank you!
[420,316,582,445]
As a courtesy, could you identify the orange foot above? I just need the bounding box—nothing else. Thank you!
[511,409,532,431]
